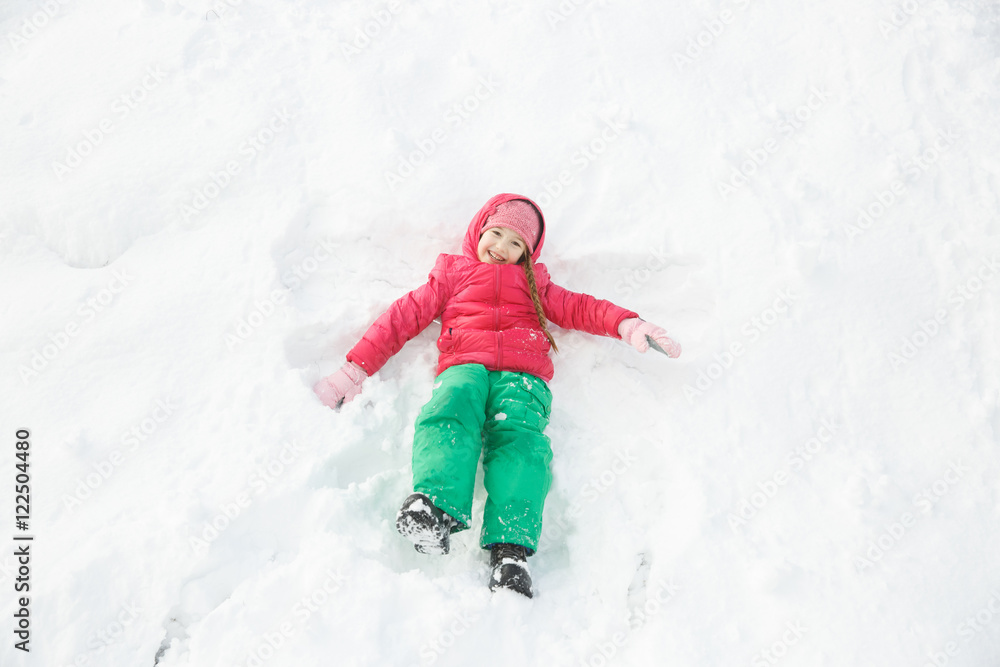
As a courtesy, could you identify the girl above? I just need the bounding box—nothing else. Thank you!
[314,193,681,598]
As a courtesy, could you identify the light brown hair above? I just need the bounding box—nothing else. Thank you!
[520,251,559,353]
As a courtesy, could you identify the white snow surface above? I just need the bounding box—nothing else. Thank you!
[2,1,1000,665]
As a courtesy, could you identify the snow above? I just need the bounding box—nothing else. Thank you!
[2,0,999,665]
[408,497,429,514]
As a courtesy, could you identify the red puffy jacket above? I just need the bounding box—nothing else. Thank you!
[346,193,639,383]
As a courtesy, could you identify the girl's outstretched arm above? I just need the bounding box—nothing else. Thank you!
[542,280,680,358]
[314,255,454,409]
[542,281,639,339]
[344,254,455,377]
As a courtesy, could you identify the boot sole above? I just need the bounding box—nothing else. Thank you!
[395,508,450,555]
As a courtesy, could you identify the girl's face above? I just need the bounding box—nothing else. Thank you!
[478,226,526,265]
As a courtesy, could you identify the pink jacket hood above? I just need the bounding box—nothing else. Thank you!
[461,193,546,263]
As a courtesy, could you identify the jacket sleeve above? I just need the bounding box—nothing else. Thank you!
[346,254,453,375]
[542,280,639,339]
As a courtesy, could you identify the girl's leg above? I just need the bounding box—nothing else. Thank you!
[480,371,553,555]
[412,363,489,531]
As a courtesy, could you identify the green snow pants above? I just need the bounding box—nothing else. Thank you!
[411,363,553,555]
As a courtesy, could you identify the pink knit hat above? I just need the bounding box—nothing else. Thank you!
[481,200,541,253]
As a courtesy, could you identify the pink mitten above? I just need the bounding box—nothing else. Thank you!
[313,361,368,409]
[618,318,681,358]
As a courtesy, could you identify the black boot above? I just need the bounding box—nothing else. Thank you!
[395,493,457,555]
[489,543,533,598]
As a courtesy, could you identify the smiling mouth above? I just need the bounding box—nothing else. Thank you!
[488,250,504,262]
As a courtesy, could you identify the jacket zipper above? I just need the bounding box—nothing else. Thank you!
[494,265,502,369]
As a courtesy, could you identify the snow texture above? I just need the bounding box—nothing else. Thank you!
[2,0,1000,666]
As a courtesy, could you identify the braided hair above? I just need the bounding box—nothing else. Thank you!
[519,250,559,353]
